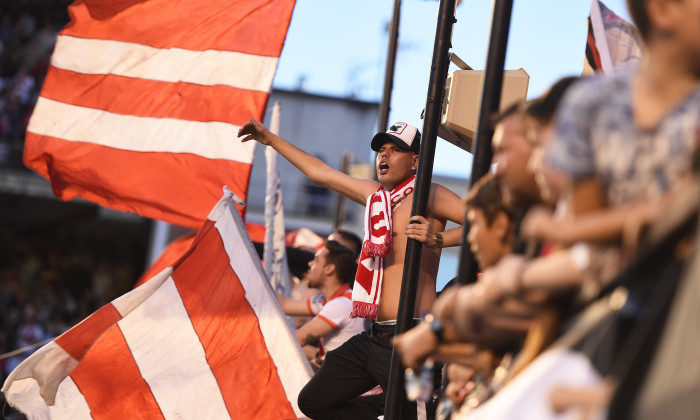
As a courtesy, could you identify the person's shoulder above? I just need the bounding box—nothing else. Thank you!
[564,69,633,109]
[429,182,458,194]
[321,295,352,310]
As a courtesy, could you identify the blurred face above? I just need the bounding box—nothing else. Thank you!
[676,0,700,68]
[492,114,541,208]
[307,247,329,289]
[651,0,700,63]
[526,121,569,205]
[376,142,418,190]
[467,208,508,270]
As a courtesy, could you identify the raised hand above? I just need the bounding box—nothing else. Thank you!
[237,118,275,145]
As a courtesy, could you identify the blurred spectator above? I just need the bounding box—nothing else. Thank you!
[0,2,68,169]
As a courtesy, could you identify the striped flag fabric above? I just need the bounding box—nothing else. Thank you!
[24,0,296,228]
[2,188,313,419]
[133,232,195,288]
[583,0,642,75]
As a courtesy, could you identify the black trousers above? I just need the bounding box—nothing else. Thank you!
[298,321,436,420]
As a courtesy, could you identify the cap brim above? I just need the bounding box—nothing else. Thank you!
[371,132,412,152]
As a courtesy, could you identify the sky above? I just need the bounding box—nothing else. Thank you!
[272,0,633,179]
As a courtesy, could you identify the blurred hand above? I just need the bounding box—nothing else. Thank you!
[392,322,438,370]
[520,206,555,241]
[444,363,476,408]
[478,254,528,304]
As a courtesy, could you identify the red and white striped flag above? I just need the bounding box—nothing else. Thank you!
[2,188,313,419]
[24,0,296,228]
[583,0,642,75]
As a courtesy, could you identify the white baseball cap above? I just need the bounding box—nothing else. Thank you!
[371,122,421,154]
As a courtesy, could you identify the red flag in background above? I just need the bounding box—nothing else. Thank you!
[24,0,296,228]
[583,0,642,75]
[2,188,313,419]
[134,222,266,288]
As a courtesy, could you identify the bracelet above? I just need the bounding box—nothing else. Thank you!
[432,232,443,249]
[424,314,444,342]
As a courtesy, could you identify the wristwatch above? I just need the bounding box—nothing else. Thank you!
[432,232,443,249]
[424,314,443,342]
[430,319,444,342]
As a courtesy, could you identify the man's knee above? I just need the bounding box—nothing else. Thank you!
[298,380,327,418]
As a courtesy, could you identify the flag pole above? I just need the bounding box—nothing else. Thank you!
[377,0,402,133]
[456,0,514,285]
[383,0,457,418]
[264,101,292,298]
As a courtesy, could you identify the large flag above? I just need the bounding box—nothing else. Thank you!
[583,0,642,75]
[264,102,292,297]
[2,188,313,419]
[24,0,296,228]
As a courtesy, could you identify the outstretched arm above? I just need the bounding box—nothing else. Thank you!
[295,316,335,347]
[238,118,378,204]
[277,292,317,317]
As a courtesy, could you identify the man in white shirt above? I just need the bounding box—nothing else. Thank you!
[278,240,368,367]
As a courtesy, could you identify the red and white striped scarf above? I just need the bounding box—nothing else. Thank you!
[351,175,415,319]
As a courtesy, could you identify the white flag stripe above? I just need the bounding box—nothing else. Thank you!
[1,375,91,420]
[4,378,53,419]
[28,97,256,162]
[51,377,92,419]
[590,0,614,73]
[119,277,230,420]
[217,202,313,417]
[112,267,172,317]
[1,341,80,407]
[53,35,279,92]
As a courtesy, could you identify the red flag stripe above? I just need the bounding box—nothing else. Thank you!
[55,304,122,361]
[40,68,268,124]
[134,234,195,288]
[173,223,296,417]
[61,0,295,55]
[214,201,313,414]
[24,134,251,227]
[70,326,166,420]
[119,278,232,418]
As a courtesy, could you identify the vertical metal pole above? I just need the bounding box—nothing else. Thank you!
[455,0,514,285]
[383,0,457,418]
[377,0,402,133]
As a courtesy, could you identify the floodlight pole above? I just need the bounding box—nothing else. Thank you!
[456,0,514,285]
[378,0,403,133]
[383,0,457,418]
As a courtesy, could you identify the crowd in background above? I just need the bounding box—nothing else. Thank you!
[0,0,69,169]
[0,224,147,418]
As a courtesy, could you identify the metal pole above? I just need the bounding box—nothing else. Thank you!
[383,0,457,418]
[377,0,402,133]
[455,0,514,285]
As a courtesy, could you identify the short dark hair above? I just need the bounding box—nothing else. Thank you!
[490,101,524,130]
[527,76,581,126]
[324,240,358,285]
[627,0,651,40]
[465,173,512,226]
[331,229,362,258]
